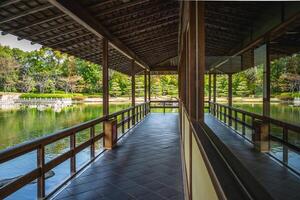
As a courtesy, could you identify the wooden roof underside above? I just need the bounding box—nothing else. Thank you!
[0,0,179,75]
[2,1,300,75]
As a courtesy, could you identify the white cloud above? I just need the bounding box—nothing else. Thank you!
[0,31,42,52]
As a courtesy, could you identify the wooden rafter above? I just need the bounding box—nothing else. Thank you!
[30,20,76,38]
[94,0,150,17]
[5,14,67,34]
[48,0,149,70]
[103,0,174,23]
[0,4,54,25]
[0,0,22,8]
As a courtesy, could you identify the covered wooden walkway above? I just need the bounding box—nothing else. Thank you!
[53,113,184,200]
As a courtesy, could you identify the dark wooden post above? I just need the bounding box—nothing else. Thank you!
[144,69,147,102]
[148,71,151,113]
[188,0,200,120]
[131,60,135,125]
[197,1,205,121]
[263,42,271,117]
[228,73,233,126]
[102,38,109,116]
[90,126,95,158]
[37,145,45,199]
[253,119,270,152]
[70,134,76,174]
[148,71,151,101]
[208,73,212,102]
[213,73,217,115]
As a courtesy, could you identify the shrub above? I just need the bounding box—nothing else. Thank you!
[276,93,294,101]
[72,96,86,101]
[20,93,83,99]
[292,93,300,98]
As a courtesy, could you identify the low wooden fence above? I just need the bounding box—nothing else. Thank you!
[149,100,179,113]
[0,102,149,199]
[208,101,300,164]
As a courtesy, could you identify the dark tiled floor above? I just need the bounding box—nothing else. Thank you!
[53,113,184,200]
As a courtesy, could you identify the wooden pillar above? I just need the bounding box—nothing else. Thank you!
[144,70,147,102]
[148,71,151,101]
[102,38,109,116]
[213,73,217,115]
[208,73,212,102]
[188,1,197,120]
[228,73,233,126]
[197,1,205,121]
[253,119,270,152]
[263,42,271,116]
[131,60,135,125]
[213,74,217,103]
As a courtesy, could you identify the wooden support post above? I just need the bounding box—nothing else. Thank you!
[213,73,217,115]
[196,1,205,121]
[188,2,197,120]
[37,145,45,199]
[208,73,212,102]
[144,70,147,102]
[228,73,233,126]
[148,71,151,102]
[70,134,76,174]
[131,60,135,125]
[90,126,95,158]
[263,42,271,117]
[102,38,109,116]
[252,119,270,152]
[104,119,117,149]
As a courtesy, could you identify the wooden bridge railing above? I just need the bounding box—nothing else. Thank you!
[0,102,149,200]
[149,100,179,113]
[208,101,300,163]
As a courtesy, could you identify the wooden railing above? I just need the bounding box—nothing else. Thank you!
[0,102,149,200]
[149,100,179,113]
[208,101,300,159]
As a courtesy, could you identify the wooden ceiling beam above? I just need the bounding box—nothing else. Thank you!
[115,19,178,37]
[30,20,76,38]
[113,16,178,35]
[109,8,177,29]
[104,0,174,23]
[60,38,100,50]
[137,44,177,54]
[126,33,178,46]
[0,4,54,25]
[49,33,94,47]
[151,66,177,72]
[131,36,178,47]
[87,0,113,10]
[133,39,177,49]
[48,0,149,70]
[120,24,177,39]
[4,14,67,34]
[94,0,150,17]
[0,0,21,8]
[121,26,177,40]
[37,27,86,43]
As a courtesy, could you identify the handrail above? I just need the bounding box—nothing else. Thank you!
[209,101,300,133]
[0,102,150,199]
[208,101,300,154]
[149,100,179,113]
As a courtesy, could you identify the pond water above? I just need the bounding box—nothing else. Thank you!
[232,102,300,126]
[0,103,130,151]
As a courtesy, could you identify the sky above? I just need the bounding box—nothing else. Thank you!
[0,31,42,52]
